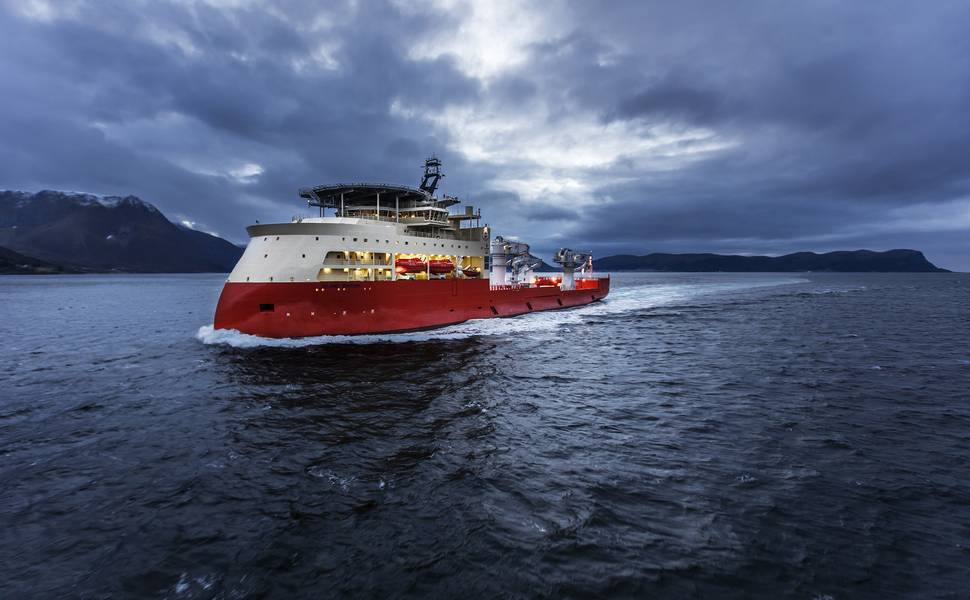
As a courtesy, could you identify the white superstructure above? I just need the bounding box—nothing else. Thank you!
[225,158,593,288]
[228,158,490,284]
[227,217,489,283]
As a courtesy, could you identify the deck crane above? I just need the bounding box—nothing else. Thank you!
[553,248,593,290]
[489,236,542,285]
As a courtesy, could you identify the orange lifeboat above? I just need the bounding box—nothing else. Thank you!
[428,259,455,274]
[395,257,427,273]
[461,266,481,278]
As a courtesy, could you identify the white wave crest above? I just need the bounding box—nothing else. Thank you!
[195,276,806,348]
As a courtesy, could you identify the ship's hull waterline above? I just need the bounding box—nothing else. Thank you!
[214,277,610,338]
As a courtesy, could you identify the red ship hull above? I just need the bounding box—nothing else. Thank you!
[214,277,610,337]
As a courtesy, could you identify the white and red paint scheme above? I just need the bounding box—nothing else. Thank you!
[213,158,609,337]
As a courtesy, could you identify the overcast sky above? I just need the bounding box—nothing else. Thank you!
[2,1,969,269]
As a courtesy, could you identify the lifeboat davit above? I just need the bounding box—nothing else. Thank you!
[429,259,454,274]
[395,257,427,273]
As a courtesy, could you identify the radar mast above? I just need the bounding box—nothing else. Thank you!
[420,156,444,196]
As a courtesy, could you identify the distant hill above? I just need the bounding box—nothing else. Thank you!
[0,190,243,272]
[0,245,78,274]
[595,250,948,273]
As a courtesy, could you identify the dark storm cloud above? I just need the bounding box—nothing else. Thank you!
[0,0,479,236]
[539,1,970,267]
[1,0,969,268]
[521,204,580,222]
[611,79,725,126]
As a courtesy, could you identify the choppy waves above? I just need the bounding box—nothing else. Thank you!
[7,271,970,598]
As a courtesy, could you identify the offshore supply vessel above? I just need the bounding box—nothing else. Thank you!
[213,158,610,337]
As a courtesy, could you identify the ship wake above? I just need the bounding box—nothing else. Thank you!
[195,277,806,348]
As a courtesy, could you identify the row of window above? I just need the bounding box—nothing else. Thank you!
[259,234,474,251]
[340,236,471,250]
[262,252,469,260]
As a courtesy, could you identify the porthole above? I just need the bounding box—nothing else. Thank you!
[315,236,319,241]
[263,237,267,241]
[353,237,358,242]
[302,254,306,258]
[264,254,268,258]
[364,238,368,242]
[276,236,279,240]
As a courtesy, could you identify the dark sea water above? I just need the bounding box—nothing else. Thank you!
[2,272,969,599]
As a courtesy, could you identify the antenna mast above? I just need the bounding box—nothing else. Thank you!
[420,156,444,196]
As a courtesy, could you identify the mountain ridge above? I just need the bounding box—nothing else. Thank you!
[0,190,951,274]
[0,190,242,273]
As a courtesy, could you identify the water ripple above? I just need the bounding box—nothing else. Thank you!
[1,272,969,598]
